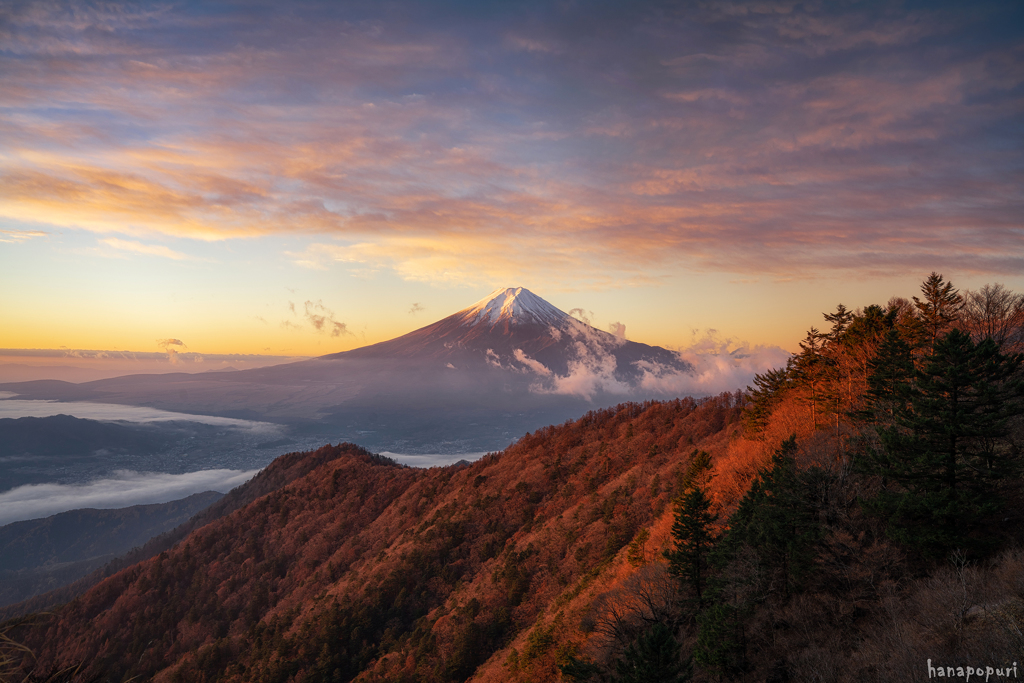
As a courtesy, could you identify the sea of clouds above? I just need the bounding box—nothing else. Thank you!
[0,396,281,434]
[0,469,260,526]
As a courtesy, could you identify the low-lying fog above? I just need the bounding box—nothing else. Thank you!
[380,452,489,468]
[0,332,790,525]
[0,469,260,526]
[0,395,282,433]
[0,395,495,525]
[0,396,300,524]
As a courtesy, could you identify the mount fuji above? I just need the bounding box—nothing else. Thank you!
[328,287,690,385]
[0,288,697,453]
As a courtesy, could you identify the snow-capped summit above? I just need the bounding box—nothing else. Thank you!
[458,287,568,327]
[327,287,691,389]
[27,288,696,450]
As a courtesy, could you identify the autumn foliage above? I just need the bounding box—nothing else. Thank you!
[7,273,1024,682]
[10,397,750,682]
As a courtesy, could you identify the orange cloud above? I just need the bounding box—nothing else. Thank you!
[1,0,1020,287]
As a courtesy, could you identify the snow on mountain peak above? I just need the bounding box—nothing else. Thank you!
[461,287,568,327]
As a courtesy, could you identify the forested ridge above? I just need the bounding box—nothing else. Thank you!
[5,274,1024,682]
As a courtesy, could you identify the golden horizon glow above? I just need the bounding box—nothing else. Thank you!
[1,2,1022,360]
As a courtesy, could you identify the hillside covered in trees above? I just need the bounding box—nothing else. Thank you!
[5,274,1024,682]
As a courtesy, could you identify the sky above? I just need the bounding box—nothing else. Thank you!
[1,0,1022,363]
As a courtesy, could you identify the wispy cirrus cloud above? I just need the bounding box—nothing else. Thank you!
[101,237,191,260]
[0,228,47,243]
[0,0,1020,286]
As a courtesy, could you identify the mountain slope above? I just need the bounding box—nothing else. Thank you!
[0,491,223,609]
[13,397,744,682]
[328,286,690,383]
[13,392,1024,682]
[0,443,362,622]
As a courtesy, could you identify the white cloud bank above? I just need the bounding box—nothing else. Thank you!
[518,328,791,400]
[0,399,281,434]
[0,468,259,526]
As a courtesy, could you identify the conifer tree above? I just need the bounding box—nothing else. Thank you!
[665,451,718,609]
[724,436,820,598]
[859,328,915,427]
[863,328,1024,556]
[914,272,963,351]
[827,303,894,420]
[559,654,604,681]
[823,303,854,341]
[794,328,827,429]
[744,366,792,439]
[814,304,856,439]
[559,624,692,683]
[694,601,745,679]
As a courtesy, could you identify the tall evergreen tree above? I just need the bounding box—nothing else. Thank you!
[820,304,855,437]
[744,366,792,439]
[723,436,820,598]
[843,304,894,355]
[823,303,854,340]
[665,451,718,609]
[559,654,604,682]
[914,272,963,351]
[794,328,828,429]
[862,329,1024,556]
[694,601,745,679]
[859,328,915,427]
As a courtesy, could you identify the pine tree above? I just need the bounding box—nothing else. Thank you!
[794,328,828,429]
[823,303,854,340]
[863,329,1024,556]
[815,304,856,440]
[744,366,792,439]
[613,622,692,683]
[725,436,820,598]
[914,272,963,351]
[859,328,914,426]
[665,451,718,609]
[559,654,604,681]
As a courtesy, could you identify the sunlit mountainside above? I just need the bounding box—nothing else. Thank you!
[13,398,750,681]
[6,275,1024,683]
[3,0,1022,679]
[0,288,720,611]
